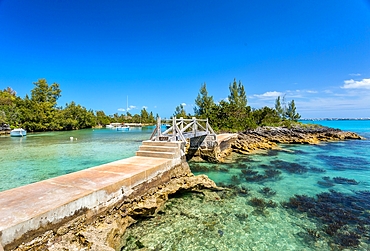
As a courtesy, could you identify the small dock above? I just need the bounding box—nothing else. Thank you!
[0,117,234,250]
[0,140,184,250]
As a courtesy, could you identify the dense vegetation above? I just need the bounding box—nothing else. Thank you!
[174,79,301,132]
[0,79,156,131]
[1,78,301,133]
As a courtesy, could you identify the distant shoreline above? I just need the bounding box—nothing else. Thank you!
[300,118,370,121]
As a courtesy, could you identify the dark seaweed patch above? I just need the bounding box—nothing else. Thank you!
[309,167,326,173]
[317,154,370,171]
[259,186,276,196]
[282,189,370,248]
[333,177,359,185]
[270,160,309,174]
[317,180,335,188]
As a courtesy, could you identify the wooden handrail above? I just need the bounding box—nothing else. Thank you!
[150,117,215,142]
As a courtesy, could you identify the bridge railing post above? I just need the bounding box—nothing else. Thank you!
[172,117,176,141]
[180,117,184,131]
[192,117,197,138]
[157,117,162,140]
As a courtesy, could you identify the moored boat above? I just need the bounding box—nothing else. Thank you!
[10,128,27,137]
[116,125,130,131]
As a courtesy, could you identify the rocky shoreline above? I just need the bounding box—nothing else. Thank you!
[9,125,364,250]
[11,163,221,251]
[193,125,365,162]
[232,125,364,155]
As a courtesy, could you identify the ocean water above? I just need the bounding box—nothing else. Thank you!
[1,121,369,250]
[0,126,154,191]
[121,120,370,251]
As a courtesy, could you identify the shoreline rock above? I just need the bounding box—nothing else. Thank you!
[232,125,364,155]
[11,162,221,251]
[189,125,365,162]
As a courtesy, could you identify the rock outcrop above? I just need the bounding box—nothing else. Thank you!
[232,125,364,154]
[11,163,220,251]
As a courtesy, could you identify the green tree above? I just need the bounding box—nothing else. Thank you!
[274,96,285,119]
[194,82,215,118]
[173,104,187,119]
[140,108,149,123]
[251,107,280,126]
[228,78,247,108]
[31,79,61,106]
[148,111,155,124]
[61,101,95,130]
[0,87,21,126]
[285,100,301,121]
[96,110,110,126]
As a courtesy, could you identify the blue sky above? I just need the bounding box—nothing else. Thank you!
[1,0,369,119]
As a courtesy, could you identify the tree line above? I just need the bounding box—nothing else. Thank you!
[0,79,157,131]
[1,78,301,133]
[173,79,301,132]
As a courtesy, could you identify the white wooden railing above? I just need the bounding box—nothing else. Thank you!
[150,117,215,142]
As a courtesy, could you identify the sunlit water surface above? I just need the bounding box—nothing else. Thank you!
[122,120,370,251]
[1,121,370,250]
[0,126,154,191]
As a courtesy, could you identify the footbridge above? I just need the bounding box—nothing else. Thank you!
[136,117,218,159]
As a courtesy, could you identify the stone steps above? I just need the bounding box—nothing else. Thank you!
[138,145,178,153]
[136,141,181,159]
[136,150,176,159]
[141,141,180,147]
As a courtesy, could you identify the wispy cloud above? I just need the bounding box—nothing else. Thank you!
[306,90,318,94]
[248,84,370,118]
[349,73,361,76]
[127,105,136,111]
[181,102,186,106]
[142,106,148,109]
[118,105,137,112]
[253,91,282,99]
[341,78,370,89]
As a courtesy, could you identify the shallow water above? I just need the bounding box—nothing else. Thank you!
[0,126,154,191]
[1,121,369,250]
[121,120,370,250]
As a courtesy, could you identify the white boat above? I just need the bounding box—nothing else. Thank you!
[10,128,27,137]
[106,124,115,129]
[116,125,130,131]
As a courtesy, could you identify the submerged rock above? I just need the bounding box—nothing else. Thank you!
[11,163,222,251]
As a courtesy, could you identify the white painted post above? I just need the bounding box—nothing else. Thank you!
[192,117,197,137]
[180,117,184,131]
[157,117,161,140]
[172,117,176,141]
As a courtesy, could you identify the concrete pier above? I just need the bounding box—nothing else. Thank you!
[0,141,184,250]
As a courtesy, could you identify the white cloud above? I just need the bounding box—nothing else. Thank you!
[142,106,148,109]
[341,78,370,89]
[127,105,137,111]
[118,105,137,112]
[306,90,318,94]
[349,73,361,76]
[181,103,186,106]
[254,91,283,99]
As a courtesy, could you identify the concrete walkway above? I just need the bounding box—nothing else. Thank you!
[0,155,176,250]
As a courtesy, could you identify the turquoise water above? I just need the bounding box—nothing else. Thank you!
[1,120,370,250]
[0,127,154,191]
[122,120,370,250]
